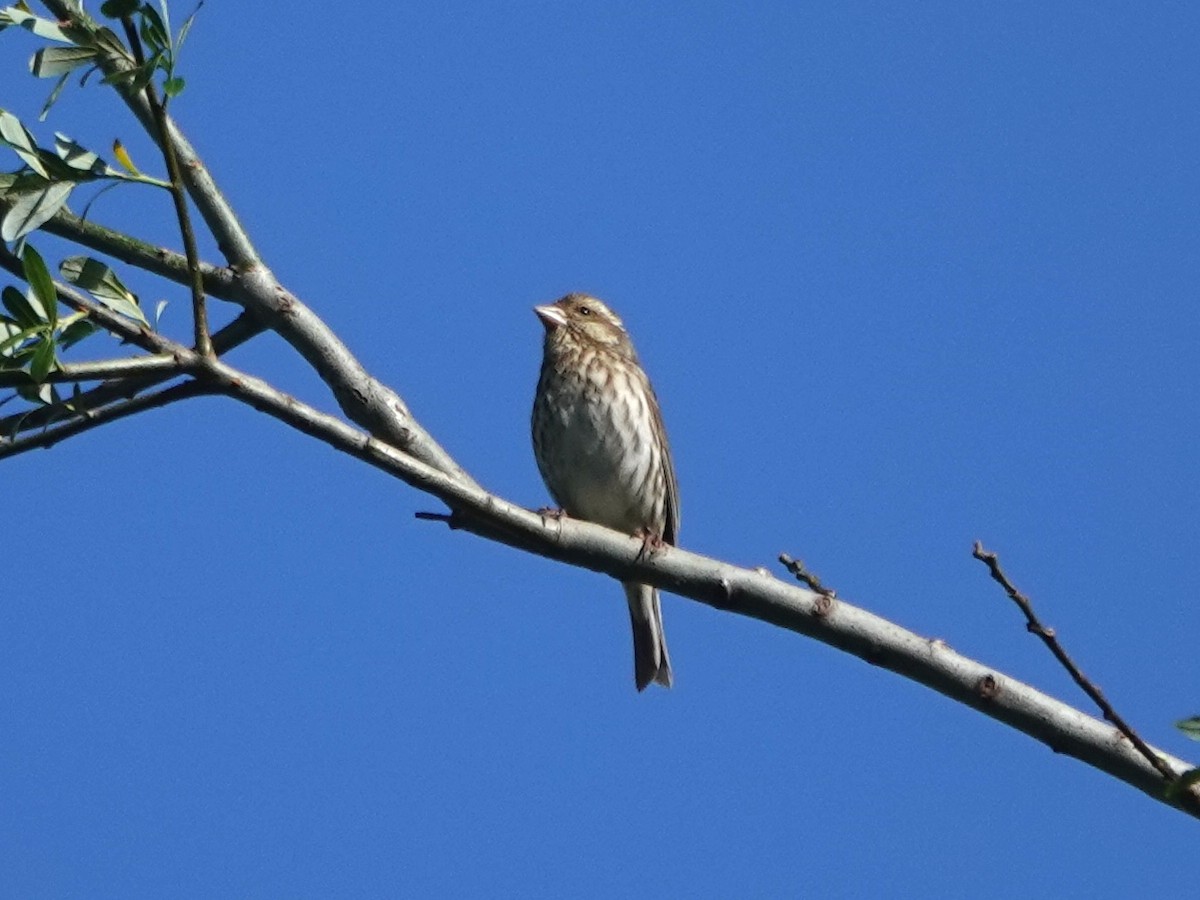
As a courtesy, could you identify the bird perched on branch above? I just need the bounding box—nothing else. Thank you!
[531,293,679,691]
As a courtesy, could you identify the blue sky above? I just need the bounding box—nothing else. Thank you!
[3,2,1199,896]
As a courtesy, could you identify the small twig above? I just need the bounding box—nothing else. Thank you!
[415,510,459,527]
[779,553,836,597]
[120,16,212,357]
[972,541,1179,784]
[0,379,215,458]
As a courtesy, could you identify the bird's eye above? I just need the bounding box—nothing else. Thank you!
[578,306,592,316]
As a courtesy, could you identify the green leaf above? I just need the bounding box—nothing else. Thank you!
[157,0,173,43]
[91,26,132,61]
[28,335,56,381]
[30,152,117,186]
[2,285,41,328]
[59,255,125,298]
[0,313,21,348]
[139,5,169,54]
[162,76,185,97]
[58,317,97,349]
[1176,717,1200,740]
[99,68,136,88]
[54,133,114,177]
[15,380,55,405]
[29,46,97,78]
[1,170,53,196]
[0,321,41,357]
[100,0,141,16]
[38,72,72,122]
[0,8,73,43]
[60,255,148,325]
[0,179,73,241]
[0,108,49,177]
[21,286,50,324]
[0,345,36,372]
[129,55,161,95]
[22,245,58,328]
[176,2,203,55]
[100,54,161,96]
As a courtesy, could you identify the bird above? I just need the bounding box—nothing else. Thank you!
[531,293,679,691]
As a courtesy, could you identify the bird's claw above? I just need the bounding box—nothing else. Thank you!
[634,528,666,562]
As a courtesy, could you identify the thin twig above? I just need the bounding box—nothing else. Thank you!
[0,354,183,387]
[25,205,247,302]
[0,312,258,438]
[971,541,1179,784]
[414,510,453,523]
[120,16,212,357]
[0,379,216,459]
[779,553,837,597]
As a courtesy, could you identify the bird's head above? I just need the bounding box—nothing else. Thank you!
[534,293,633,355]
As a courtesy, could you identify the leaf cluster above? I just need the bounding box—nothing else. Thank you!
[0,245,92,403]
[0,2,190,413]
[97,0,199,99]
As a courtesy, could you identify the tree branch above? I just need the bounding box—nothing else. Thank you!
[0,378,215,458]
[187,355,1198,818]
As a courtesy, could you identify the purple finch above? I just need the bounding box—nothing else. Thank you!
[531,294,678,691]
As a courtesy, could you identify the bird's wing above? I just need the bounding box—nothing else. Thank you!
[648,384,680,546]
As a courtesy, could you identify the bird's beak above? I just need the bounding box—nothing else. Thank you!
[534,304,567,330]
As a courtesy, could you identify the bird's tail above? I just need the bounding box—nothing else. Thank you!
[624,582,673,691]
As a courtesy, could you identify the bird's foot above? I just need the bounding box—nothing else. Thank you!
[634,528,667,562]
[537,506,567,525]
